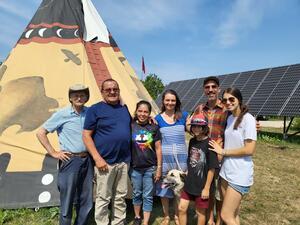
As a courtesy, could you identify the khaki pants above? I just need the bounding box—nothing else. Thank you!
[94,162,129,225]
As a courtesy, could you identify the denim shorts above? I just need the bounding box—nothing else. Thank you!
[228,182,250,195]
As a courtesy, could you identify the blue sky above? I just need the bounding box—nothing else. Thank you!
[0,0,299,84]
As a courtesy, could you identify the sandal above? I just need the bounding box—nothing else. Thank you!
[161,216,170,225]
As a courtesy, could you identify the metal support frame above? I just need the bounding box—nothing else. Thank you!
[282,116,300,139]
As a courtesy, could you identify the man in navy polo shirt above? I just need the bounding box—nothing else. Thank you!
[83,79,131,225]
[36,84,93,225]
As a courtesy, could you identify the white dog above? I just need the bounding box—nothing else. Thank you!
[162,169,186,198]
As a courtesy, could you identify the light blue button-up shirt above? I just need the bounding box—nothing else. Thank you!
[43,106,87,153]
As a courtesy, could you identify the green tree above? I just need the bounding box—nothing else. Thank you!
[142,73,164,99]
[291,117,300,130]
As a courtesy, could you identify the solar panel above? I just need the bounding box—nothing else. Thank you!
[155,63,300,116]
[279,64,300,116]
[165,82,177,90]
[240,69,269,104]
[181,99,190,112]
[177,79,198,99]
[184,96,206,113]
[259,65,299,115]
[233,71,254,90]
[217,75,226,84]
[173,80,188,98]
[181,78,202,110]
[180,79,198,99]
[170,80,185,90]
[249,66,288,115]
[281,84,300,116]
[183,78,205,112]
[219,73,241,92]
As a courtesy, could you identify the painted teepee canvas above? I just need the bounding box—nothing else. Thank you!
[0,0,158,209]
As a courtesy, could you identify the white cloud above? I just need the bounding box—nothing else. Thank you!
[94,0,199,33]
[215,0,282,48]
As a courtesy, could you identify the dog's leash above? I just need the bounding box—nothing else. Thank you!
[172,144,184,172]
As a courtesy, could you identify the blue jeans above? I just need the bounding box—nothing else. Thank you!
[57,155,93,225]
[130,166,155,212]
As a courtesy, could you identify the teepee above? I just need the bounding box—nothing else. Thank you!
[0,0,158,209]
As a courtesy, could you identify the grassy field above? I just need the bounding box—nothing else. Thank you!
[1,130,300,225]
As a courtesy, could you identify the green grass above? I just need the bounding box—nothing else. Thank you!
[0,207,59,225]
[1,129,299,225]
[240,141,300,225]
[259,127,300,146]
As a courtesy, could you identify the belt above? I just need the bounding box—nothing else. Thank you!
[71,152,89,158]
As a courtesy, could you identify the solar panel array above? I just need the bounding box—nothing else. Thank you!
[156,63,300,116]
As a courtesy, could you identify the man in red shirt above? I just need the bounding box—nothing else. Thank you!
[195,76,226,225]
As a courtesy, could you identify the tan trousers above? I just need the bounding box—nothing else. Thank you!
[94,162,129,225]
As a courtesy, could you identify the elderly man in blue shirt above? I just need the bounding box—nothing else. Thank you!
[36,84,93,225]
[83,79,131,225]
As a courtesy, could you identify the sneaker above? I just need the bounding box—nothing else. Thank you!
[133,217,142,225]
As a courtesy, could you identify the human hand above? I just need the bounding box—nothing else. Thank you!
[51,151,72,161]
[148,116,157,125]
[154,168,162,182]
[95,158,108,172]
[256,120,261,132]
[216,137,223,147]
[209,140,223,155]
[186,115,191,125]
[194,104,204,114]
[201,188,209,199]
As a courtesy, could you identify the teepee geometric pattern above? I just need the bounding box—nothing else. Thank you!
[0,0,157,209]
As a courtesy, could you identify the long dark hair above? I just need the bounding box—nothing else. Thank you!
[133,100,152,121]
[223,87,248,130]
[160,89,182,121]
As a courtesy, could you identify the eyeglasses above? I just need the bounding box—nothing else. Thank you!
[70,94,87,99]
[221,97,236,104]
[102,88,120,93]
[204,85,218,90]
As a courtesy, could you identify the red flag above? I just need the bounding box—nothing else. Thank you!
[142,56,146,74]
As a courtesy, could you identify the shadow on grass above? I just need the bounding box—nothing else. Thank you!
[88,197,198,225]
[87,198,163,225]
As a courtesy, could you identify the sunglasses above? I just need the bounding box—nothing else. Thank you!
[221,97,236,104]
[102,88,120,93]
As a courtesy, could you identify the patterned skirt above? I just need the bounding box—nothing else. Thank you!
[156,143,188,198]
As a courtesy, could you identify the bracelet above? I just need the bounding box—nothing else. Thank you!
[157,165,162,168]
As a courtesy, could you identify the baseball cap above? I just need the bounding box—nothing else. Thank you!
[203,76,220,87]
[190,113,207,126]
